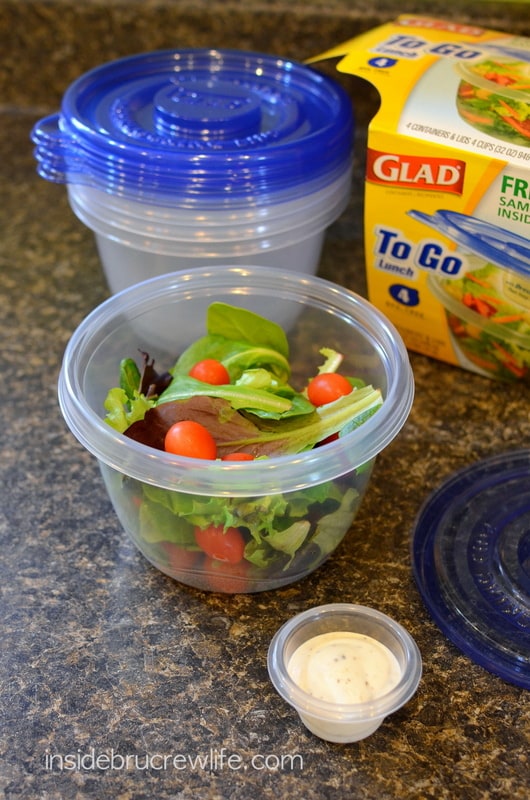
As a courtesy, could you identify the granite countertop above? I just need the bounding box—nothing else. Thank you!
[1,2,530,799]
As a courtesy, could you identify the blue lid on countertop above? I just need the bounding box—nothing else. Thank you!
[31,49,354,205]
[412,449,530,689]
[408,210,530,279]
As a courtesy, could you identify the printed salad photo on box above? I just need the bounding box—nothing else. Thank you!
[312,15,530,381]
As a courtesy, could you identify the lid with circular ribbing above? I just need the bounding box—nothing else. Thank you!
[412,450,530,688]
[31,49,354,206]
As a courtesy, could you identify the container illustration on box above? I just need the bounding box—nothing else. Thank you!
[456,56,530,148]
[410,209,530,381]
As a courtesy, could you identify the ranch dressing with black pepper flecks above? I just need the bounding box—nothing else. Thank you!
[287,631,402,704]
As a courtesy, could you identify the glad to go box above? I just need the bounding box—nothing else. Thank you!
[313,16,530,381]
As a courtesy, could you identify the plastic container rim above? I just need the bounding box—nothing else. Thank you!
[66,168,352,254]
[66,167,352,224]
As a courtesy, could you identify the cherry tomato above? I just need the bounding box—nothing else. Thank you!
[317,432,339,446]
[221,452,255,461]
[158,542,203,574]
[164,420,217,459]
[307,372,353,406]
[189,358,230,385]
[194,524,245,563]
[203,557,251,594]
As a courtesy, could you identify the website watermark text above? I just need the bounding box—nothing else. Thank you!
[44,747,304,774]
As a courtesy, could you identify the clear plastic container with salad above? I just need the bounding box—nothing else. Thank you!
[58,267,413,593]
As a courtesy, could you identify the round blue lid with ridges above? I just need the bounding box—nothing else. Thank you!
[412,449,530,688]
[31,49,354,205]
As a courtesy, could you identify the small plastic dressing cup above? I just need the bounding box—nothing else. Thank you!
[267,603,422,742]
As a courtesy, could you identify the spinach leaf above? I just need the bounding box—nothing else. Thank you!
[207,301,289,358]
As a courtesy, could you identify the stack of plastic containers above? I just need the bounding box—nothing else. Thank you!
[32,48,354,292]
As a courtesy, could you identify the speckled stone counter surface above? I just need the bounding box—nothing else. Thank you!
[2,2,530,799]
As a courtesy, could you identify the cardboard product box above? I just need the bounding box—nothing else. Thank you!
[313,16,530,381]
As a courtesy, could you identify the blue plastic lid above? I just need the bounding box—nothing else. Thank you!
[408,210,530,279]
[31,49,353,205]
[485,42,530,63]
[412,450,530,689]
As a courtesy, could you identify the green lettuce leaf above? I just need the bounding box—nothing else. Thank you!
[104,388,155,433]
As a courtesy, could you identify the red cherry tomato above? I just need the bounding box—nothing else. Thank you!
[221,452,255,461]
[318,432,339,446]
[307,373,353,406]
[164,420,217,459]
[194,524,245,563]
[189,358,230,385]
[158,542,203,574]
[203,557,251,594]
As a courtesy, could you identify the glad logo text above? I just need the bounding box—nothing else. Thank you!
[367,150,465,194]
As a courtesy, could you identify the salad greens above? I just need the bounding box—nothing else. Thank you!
[136,479,363,572]
[103,302,382,588]
[105,301,382,453]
